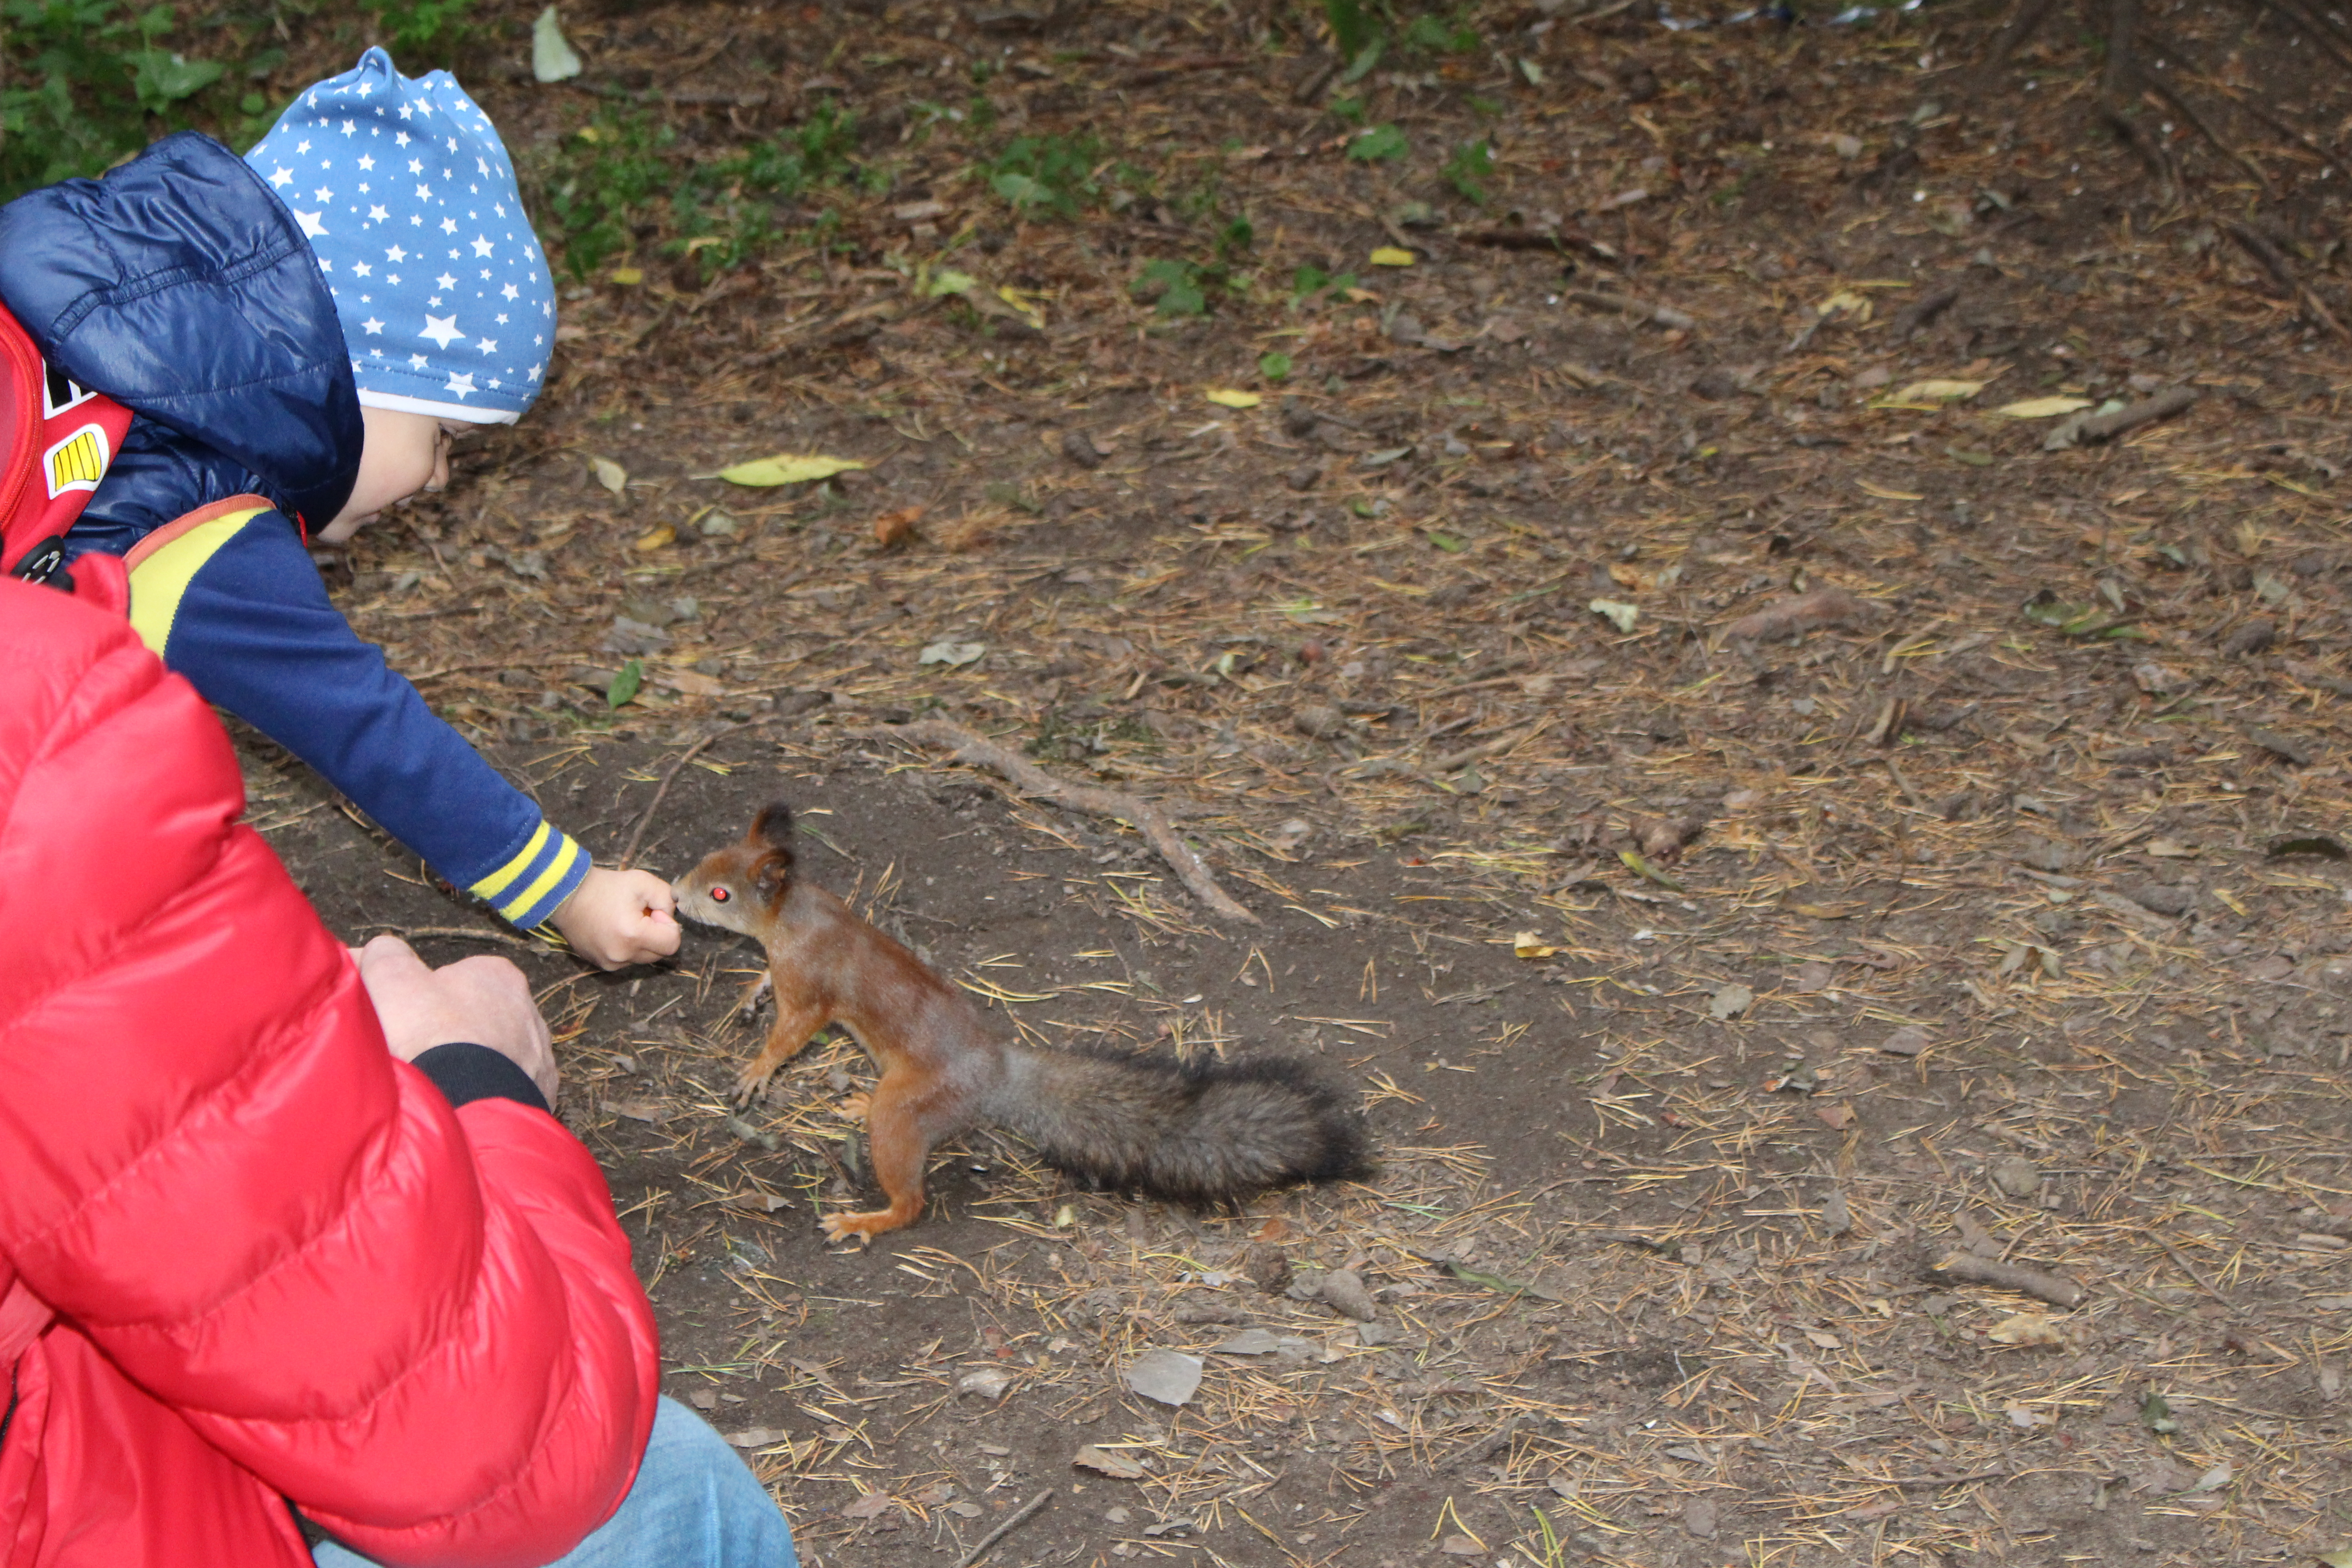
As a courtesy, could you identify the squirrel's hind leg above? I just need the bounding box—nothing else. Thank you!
[819,1066,935,1243]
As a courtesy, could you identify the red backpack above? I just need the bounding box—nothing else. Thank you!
[1,299,134,589]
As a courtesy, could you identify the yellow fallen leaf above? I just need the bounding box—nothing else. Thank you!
[1993,395,2095,419]
[1889,378,1984,403]
[1988,1312,2069,1348]
[714,454,867,487]
[1368,246,1417,267]
[610,266,643,286]
[1205,388,1262,409]
[1857,479,1926,501]
[1513,931,1560,960]
[632,524,675,551]
[1816,289,1872,321]
[996,284,1046,326]
[590,456,627,494]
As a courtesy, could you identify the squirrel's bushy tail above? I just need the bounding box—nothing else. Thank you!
[983,1044,1372,1205]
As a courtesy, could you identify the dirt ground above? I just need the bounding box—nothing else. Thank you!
[213,0,2352,1563]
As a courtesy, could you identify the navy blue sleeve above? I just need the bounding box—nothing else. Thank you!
[411,1043,551,1114]
[140,508,590,929]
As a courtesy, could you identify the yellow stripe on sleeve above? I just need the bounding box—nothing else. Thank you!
[502,833,586,928]
[469,820,552,905]
[126,508,270,657]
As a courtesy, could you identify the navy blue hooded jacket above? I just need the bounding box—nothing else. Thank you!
[0,133,587,930]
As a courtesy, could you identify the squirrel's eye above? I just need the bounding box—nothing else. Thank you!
[711,886,731,902]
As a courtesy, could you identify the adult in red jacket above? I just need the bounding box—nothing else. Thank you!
[0,580,791,1564]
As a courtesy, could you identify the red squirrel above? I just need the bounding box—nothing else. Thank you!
[671,804,1372,1244]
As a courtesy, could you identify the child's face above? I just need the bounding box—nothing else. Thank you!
[319,407,468,544]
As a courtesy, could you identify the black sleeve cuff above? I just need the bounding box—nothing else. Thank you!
[411,1043,550,1115]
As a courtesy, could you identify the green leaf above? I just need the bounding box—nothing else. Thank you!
[606,659,643,708]
[923,268,979,298]
[531,4,583,81]
[1426,529,1465,553]
[1339,37,1386,84]
[1259,351,1292,382]
[1618,849,1685,892]
[1436,1259,1562,1302]
[126,49,225,110]
[2141,1389,2180,1435]
[990,171,1043,209]
[1348,123,1408,163]
[712,453,867,486]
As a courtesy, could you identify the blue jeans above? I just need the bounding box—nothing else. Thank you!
[313,1397,795,1567]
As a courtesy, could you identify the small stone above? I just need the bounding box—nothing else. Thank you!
[1683,1497,1719,1539]
[1990,1155,2042,1198]
[2126,884,2195,916]
[1317,1268,1379,1322]
[1243,1243,1292,1295]
[1060,429,1104,469]
[1291,704,1345,740]
[1285,462,1321,491]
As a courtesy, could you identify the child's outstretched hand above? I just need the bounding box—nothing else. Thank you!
[552,866,681,969]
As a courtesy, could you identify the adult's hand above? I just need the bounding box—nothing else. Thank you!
[353,934,559,1104]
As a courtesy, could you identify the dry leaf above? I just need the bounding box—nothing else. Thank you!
[591,456,627,493]
[653,666,725,697]
[609,266,643,286]
[1124,1349,1202,1406]
[1994,395,2095,419]
[1814,1100,1856,1130]
[1856,479,1926,501]
[1589,598,1640,633]
[632,524,674,552]
[1709,983,1753,1019]
[715,453,867,486]
[1514,931,1560,959]
[1369,246,1417,266]
[841,1492,902,1520]
[1072,1445,1147,1480]
[1205,388,1262,409]
[1886,378,1984,404]
[872,506,924,548]
[1987,1312,2069,1348]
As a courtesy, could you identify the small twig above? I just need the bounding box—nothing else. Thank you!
[850,720,1261,924]
[2044,385,2199,451]
[2221,222,2348,337]
[619,725,746,870]
[1887,285,1959,341]
[1563,288,1695,332]
[2154,1233,2241,1315]
[1925,1250,2087,1309]
[358,922,541,951]
[953,1489,1054,1568]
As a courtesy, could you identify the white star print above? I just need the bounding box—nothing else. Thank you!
[269,166,292,188]
[386,245,407,262]
[415,183,432,201]
[409,353,427,368]
[470,236,493,258]
[313,186,333,202]
[421,314,464,349]
[395,130,411,147]
[495,312,508,324]
[441,218,457,235]
[527,364,542,381]
[353,261,372,278]
[436,273,456,290]
[358,154,375,170]
[293,210,326,237]
[445,371,475,398]
[369,205,388,224]
[387,274,401,286]
[500,283,519,300]
[477,338,497,354]
[397,104,412,121]
[407,158,422,174]
[362,317,384,335]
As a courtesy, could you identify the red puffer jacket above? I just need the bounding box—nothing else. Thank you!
[0,579,660,1566]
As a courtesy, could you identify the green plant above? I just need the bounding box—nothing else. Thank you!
[986,132,1098,219]
[1442,137,1494,201]
[1133,257,1208,317]
[1348,123,1408,162]
[1327,94,1367,126]
[1290,264,1359,305]
[536,100,865,281]
[1259,350,1293,381]
[1,0,227,198]
[360,0,475,63]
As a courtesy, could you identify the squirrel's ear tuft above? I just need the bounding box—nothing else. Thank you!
[751,802,794,848]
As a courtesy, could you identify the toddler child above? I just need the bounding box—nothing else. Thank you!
[0,49,675,967]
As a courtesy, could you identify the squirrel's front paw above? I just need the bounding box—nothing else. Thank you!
[732,1064,776,1106]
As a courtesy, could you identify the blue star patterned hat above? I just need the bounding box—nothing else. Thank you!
[245,49,555,424]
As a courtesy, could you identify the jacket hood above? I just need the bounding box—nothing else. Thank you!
[0,132,361,529]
